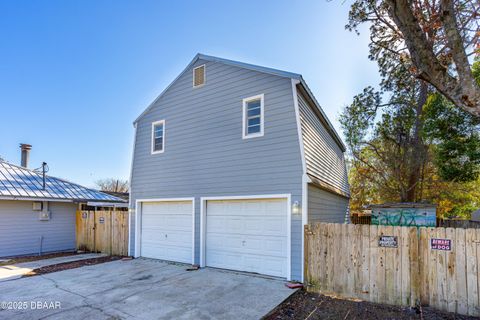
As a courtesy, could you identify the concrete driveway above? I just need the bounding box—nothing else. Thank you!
[0,253,106,282]
[0,258,295,320]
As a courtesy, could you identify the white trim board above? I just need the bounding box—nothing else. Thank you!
[134,197,195,264]
[199,194,292,280]
[242,94,265,139]
[127,123,137,257]
[193,64,206,88]
[292,78,309,283]
[151,120,165,154]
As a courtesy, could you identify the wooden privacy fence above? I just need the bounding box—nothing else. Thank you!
[437,219,480,229]
[304,223,480,317]
[76,209,129,256]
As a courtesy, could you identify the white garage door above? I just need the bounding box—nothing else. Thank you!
[205,198,288,278]
[140,200,193,264]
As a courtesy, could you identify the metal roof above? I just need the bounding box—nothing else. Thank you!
[132,53,347,151]
[0,161,125,203]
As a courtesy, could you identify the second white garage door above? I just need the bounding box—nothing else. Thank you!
[205,198,288,278]
[140,200,193,264]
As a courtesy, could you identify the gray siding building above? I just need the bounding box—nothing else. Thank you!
[130,54,350,281]
[0,150,125,257]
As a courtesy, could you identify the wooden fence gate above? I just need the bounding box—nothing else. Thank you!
[304,223,480,317]
[76,209,129,256]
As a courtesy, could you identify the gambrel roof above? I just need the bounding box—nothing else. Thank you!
[0,161,125,203]
[134,53,346,151]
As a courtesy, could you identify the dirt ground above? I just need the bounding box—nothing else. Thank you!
[263,290,478,320]
[0,251,77,266]
[22,256,123,277]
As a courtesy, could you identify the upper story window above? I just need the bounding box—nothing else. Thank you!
[242,94,264,139]
[193,65,205,87]
[151,120,165,154]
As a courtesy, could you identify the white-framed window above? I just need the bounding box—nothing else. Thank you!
[151,120,165,154]
[193,65,206,88]
[242,94,264,139]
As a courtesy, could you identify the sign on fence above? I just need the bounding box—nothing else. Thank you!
[430,238,452,251]
[378,235,398,248]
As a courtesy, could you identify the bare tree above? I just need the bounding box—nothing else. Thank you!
[95,178,129,193]
[347,0,480,117]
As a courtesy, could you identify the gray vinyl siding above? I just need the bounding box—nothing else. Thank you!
[0,200,76,257]
[130,59,304,280]
[298,92,349,195]
[308,184,349,223]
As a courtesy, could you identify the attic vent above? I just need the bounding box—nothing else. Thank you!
[193,65,205,87]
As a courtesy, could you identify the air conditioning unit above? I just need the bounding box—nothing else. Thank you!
[39,211,51,221]
[32,202,43,211]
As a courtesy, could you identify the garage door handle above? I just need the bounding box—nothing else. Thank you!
[242,240,246,246]
[165,234,168,238]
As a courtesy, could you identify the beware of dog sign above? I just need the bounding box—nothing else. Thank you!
[431,238,452,251]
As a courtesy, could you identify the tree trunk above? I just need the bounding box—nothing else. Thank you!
[405,81,429,202]
[385,0,480,117]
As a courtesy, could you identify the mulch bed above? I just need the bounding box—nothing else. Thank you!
[22,256,123,277]
[263,290,477,320]
[0,252,77,266]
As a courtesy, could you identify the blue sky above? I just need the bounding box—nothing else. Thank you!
[0,0,379,187]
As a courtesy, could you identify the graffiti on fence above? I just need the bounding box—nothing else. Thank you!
[371,208,436,227]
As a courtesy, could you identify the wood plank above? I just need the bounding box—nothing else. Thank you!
[333,223,344,294]
[419,227,430,306]
[353,224,363,299]
[466,228,479,316]
[445,227,457,313]
[75,210,83,250]
[320,223,329,291]
[384,225,395,305]
[435,227,447,311]
[409,227,420,307]
[87,210,95,251]
[304,224,312,289]
[369,224,379,303]
[429,228,439,309]
[400,227,410,306]
[317,223,327,291]
[393,226,402,306]
[345,224,355,298]
[360,224,370,301]
[376,225,387,304]
[455,228,468,315]
[325,223,335,293]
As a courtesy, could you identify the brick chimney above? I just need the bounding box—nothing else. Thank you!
[20,143,32,168]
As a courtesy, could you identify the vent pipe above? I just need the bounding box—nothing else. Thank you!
[20,144,32,168]
[42,162,47,190]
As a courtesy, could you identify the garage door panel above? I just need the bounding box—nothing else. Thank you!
[207,234,286,255]
[207,199,286,217]
[141,229,192,244]
[143,201,192,215]
[208,216,286,236]
[207,216,244,233]
[243,217,287,235]
[243,255,287,276]
[207,251,287,278]
[140,200,192,264]
[141,215,192,231]
[205,198,288,278]
[142,244,191,262]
